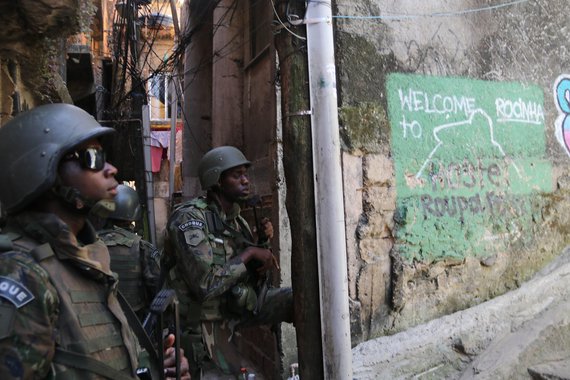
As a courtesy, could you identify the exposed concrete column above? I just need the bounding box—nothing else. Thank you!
[211,0,243,147]
[182,2,214,198]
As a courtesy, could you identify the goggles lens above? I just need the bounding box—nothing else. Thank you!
[64,147,106,171]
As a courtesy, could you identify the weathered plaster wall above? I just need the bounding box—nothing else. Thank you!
[0,0,94,122]
[334,0,570,344]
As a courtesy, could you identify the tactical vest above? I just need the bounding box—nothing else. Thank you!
[0,232,148,380]
[99,228,147,313]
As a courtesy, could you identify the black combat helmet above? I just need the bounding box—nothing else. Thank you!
[198,146,251,190]
[0,103,114,214]
[109,184,142,221]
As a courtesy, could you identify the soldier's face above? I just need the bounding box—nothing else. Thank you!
[219,165,250,202]
[58,139,119,202]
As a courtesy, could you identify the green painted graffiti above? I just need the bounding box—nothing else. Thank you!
[386,73,552,262]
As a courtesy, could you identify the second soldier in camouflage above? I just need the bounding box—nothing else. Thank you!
[164,146,293,379]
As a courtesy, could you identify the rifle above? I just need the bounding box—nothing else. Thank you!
[142,289,181,380]
[246,194,268,246]
[245,195,277,315]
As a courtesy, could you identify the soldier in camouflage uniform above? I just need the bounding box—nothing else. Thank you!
[0,104,190,379]
[165,146,293,379]
[97,184,162,321]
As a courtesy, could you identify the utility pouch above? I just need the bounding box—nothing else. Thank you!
[226,284,257,316]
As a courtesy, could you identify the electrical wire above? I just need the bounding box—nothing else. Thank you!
[332,0,530,21]
[108,0,530,131]
[130,0,242,151]
[170,0,303,151]
[270,0,306,40]
[105,0,287,181]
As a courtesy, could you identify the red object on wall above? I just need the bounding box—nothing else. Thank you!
[151,146,163,172]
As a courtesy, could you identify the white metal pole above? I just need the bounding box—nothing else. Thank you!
[142,104,157,246]
[169,77,178,199]
[169,0,182,201]
[305,1,353,378]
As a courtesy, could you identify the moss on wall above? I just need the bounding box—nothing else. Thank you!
[338,103,389,153]
[335,31,398,104]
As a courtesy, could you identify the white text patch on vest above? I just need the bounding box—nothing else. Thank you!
[0,276,34,308]
[179,220,205,231]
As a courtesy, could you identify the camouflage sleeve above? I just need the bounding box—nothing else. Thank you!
[0,251,59,380]
[167,206,247,302]
[139,239,162,297]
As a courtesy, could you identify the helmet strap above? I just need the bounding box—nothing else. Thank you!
[51,184,96,215]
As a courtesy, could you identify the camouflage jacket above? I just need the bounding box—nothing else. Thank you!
[0,211,143,380]
[166,197,295,378]
[165,197,258,325]
[98,226,162,317]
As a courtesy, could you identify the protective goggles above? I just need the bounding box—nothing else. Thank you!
[63,147,106,171]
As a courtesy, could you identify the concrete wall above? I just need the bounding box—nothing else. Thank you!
[334,0,570,344]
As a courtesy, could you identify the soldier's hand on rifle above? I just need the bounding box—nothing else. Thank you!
[253,217,273,244]
[241,246,278,274]
[163,333,191,379]
[260,217,273,240]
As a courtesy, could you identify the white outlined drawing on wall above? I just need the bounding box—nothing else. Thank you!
[415,109,521,179]
[553,74,570,157]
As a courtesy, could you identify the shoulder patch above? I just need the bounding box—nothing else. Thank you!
[184,229,206,247]
[0,276,35,308]
[150,248,161,261]
[178,220,205,232]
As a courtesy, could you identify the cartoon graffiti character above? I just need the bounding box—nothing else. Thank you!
[554,75,570,157]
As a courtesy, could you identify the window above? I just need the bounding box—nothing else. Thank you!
[148,72,178,120]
